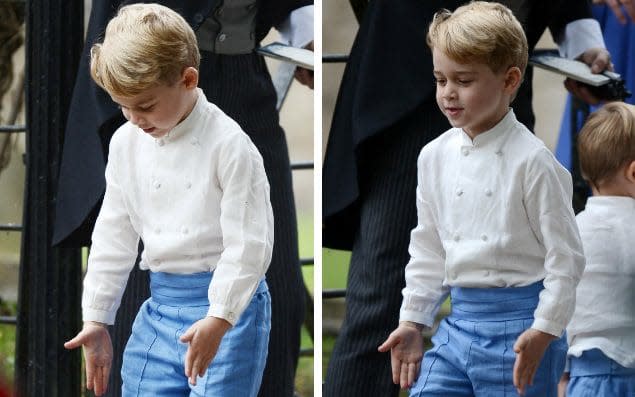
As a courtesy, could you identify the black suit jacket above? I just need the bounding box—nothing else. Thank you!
[53,0,311,245]
[322,0,593,249]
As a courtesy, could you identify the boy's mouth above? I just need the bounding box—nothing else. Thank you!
[142,127,156,133]
[445,107,462,116]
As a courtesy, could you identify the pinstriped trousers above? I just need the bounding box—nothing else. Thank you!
[324,103,449,397]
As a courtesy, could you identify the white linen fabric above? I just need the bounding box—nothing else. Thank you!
[400,110,585,337]
[567,196,635,368]
[82,89,273,326]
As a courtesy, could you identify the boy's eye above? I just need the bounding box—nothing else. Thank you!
[138,105,154,112]
[434,78,446,85]
[458,80,472,85]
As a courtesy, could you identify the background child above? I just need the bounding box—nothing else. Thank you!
[560,102,635,396]
[63,4,273,396]
[378,2,585,396]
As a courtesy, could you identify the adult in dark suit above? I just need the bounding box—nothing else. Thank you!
[54,1,312,396]
[322,1,609,396]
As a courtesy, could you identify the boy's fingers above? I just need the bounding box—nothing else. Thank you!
[407,362,417,387]
[94,366,103,396]
[400,362,408,389]
[180,327,195,343]
[378,334,398,352]
[390,354,400,385]
[184,347,192,377]
[64,333,86,349]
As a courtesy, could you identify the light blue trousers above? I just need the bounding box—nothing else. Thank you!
[567,348,635,397]
[121,272,271,397]
[410,281,567,396]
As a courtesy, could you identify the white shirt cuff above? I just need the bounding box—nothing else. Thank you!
[207,302,238,326]
[557,18,605,59]
[83,308,117,326]
[531,317,566,338]
[277,5,314,48]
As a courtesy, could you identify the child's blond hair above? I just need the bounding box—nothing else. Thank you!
[427,1,528,76]
[578,102,635,188]
[90,3,200,97]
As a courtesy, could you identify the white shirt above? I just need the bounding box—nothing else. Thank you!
[278,5,314,49]
[82,89,274,326]
[567,196,635,368]
[400,110,585,337]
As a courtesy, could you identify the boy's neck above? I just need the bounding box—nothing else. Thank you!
[178,88,199,124]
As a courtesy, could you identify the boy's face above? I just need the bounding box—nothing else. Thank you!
[111,68,198,139]
[433,48,518,138]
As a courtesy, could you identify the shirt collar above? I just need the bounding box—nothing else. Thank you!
[459,109,516,149]
[585,195,635,212]
[160,88,206,143]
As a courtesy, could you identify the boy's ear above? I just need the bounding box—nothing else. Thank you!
[625,160,635,184]
[504,66,522,92]
[182,67,199,89]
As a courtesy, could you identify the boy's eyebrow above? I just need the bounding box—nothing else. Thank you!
[433,70,477,76]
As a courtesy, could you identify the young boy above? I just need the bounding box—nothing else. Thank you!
[378,2,585,396]
[559,102,635,396]
[63,4,273,396]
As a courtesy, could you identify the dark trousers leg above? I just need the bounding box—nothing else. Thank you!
[324,106,448,397]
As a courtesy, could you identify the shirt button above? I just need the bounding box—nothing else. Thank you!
[155,228,161,234]
[228,312,235,321]
[157,139,165,146]
[484,188,492,196]
[154,181,161,189]
[181,227,189,235]
[191,138,199,146]
[218,33,227,42]
[453,234,461,242]
[456,188,463,196]
[449,271,458,280]
[481,234,488,242]
[462,149,470,156]
[186,182,192,189]
[495,150,503,156]
[484,270,490,276]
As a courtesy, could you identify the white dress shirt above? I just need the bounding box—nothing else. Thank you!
[400,110,585,337]
[82,89,274,326]
[567,196,635,368]
[278,5,314,49]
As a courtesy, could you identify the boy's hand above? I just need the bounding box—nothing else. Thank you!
[64,322,112,396]
[180,316,232,385]
[558,372,570,397]
[377,321,424,389]
[513,328,557,396]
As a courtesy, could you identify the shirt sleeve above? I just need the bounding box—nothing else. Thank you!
[276,5,313,48]
[557,18,605,59]
[82,143,140,325]
[524,148,585,337]
[399,154,449,327]
[207,133,274,325]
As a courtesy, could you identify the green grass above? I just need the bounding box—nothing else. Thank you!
[296,212,314,397]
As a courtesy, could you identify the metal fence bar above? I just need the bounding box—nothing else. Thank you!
[323,289,346,299]
[322,54,348,63]
[0,316,17,325]
[0,124,26,133]
[0,224,22,231]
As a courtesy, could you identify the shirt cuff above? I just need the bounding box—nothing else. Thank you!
[277,5,314,48]
[557,18,605,59]
[399,308,435,328]
[207,302,238,326]
[531,317,566,338]
[83,308,117,326]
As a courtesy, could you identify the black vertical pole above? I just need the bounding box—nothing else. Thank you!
[15,1,84,396]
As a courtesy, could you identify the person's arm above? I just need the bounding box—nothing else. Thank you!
[64,132,140,396]
[513,148,585,395]
[180,130,273,385]
[276,5,314,88]
[378,151,449,389]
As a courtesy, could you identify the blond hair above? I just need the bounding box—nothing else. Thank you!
[578,102,635,188]
[427,1,528,76]
[90,3,200,97]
